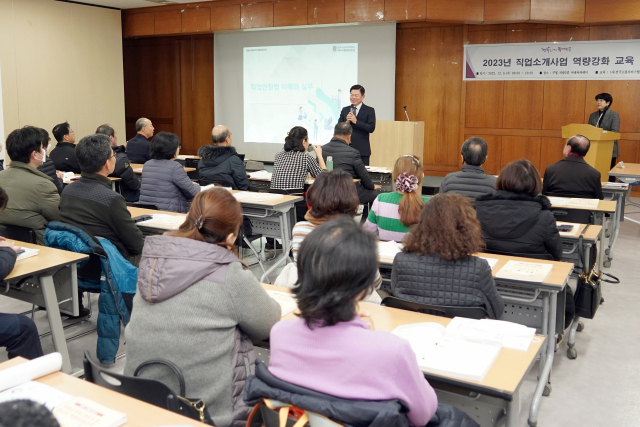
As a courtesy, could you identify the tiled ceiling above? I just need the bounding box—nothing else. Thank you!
[66,0,213,10]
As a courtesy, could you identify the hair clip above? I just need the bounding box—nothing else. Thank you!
[194,214,204,230]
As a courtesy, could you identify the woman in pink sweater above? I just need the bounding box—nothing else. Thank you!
[268,217,438,426]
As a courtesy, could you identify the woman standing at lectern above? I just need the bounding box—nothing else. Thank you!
[588,93,620,172]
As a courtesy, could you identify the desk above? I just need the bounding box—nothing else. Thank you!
[2,242,88,374]
[127,207,185,235]
[559,223,604,273]
[130,163,196,175]
[0,358,203,426]
[69,175,121,192]
[261,284,545,427]
[248,174,359,192]
[601,182,629,264]
[609,163,640,226]
[378,252,572,426]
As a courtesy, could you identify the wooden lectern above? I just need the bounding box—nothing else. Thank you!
[370,121,425,170]
[561,124,620,178]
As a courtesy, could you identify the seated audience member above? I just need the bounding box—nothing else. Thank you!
[0,126,60,244]
[321,122,380,220]
[198,125,250,190]
[269,217,438,427]
[59,134,143,266]
[96,124,141,202]
[271,126,326,222]
[125,188,280,427]
[36,128,64,194]
[391,193,504,319]
[364,155,427,241]
[126,117,154,164]
[0,401,60,427]
[476,159,562,260]
[542,134,604,200]
[439,136,496,199]
[49,122,81,174]
[139,132,199,213]
[284,169,381,302]
[0,186,44,361]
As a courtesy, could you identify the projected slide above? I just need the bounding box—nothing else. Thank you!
[243,43,358,144]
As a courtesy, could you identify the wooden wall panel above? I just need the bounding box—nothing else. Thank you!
[308,0,345,24]
[345,0,384,22]
[501,136,542,171]
[484,0,529,24]
[211,5,241,31]
[154,11,181,35]
[530,0,585,23]
[585,0,640,24]
[465,83,504,128]
[384,0,426,21]
[426,0,483,23]
[542,81,586,130]
[274,0,308,26]
[503,81,544,129]
[123,12,154,37]
[540,137,565,174]
[464,134,503,175]
[182,7,212,32]
[241,2,274,28]
[546,25,589,42]
[505,27,547,43]
[588,24,640,41]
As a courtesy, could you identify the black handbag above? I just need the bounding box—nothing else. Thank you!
[134,359,215,424]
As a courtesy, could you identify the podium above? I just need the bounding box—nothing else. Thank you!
[370,121,425,170]
[561,124,620,179]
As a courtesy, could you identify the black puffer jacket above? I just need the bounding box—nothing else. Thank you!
[49,141,81,174]
[475,190,562,260]
[198,145,250,190]
[391,253,504,319]
[109,146,140,201]
[37,159,64,193]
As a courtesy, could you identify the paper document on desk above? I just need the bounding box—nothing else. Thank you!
[568,198,599,208]
[248,170,273,180]
[233,192,283,202]
[446,317,536,351]
[547,197,569,206]
[495,260,553,283]
[133,167,143,173]
[201,184,232,192]
[377,241,403,260]
[0,381,71,410]
[137,214,186,230]
[53,396,127,427]
[602,182,628,188]
[17,247,39,261]
[366,166,391,173]
[478,257,499,269]
[266,290,297,316]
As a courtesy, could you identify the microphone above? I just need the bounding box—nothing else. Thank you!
[403,106,410,122]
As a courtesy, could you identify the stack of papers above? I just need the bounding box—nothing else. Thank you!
[495,260,553,283]
[602,182,628,188]
[377,241,403,260]
[247,170,273,180]
[547,197,569,206]
[200,184,232,192]
[233,192,283,202]
[266,290,297,316]
[365,166,391,173]
[136,214,186,230]
[568,198,599,208]
[17,247,39,261]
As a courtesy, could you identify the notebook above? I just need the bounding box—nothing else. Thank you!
[136,214,186,230]
[266,290,297,316]
[377,241,403,260]
[495,260,553,283]
[17,247,39,261]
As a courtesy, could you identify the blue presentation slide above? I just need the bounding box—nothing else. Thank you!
[243,43,358,144]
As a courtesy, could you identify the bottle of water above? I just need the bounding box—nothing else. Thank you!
[326,156,333,171]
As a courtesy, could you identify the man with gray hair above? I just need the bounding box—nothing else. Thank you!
[198,125,250,190]
[439,136,496,199]
[542,134,603,199]
[125,117,154,164]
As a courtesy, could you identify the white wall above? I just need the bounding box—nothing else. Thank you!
[214,23,396,161]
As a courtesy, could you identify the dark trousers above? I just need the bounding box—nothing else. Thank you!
[361,156,370,166]
[0,313,44,360]
[609,157,618,182]
[356,183,380,222]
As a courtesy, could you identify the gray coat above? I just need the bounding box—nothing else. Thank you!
[588,108,620,158]
[139,159,200,213]
[124,235,281,427]
[439,165,496,199]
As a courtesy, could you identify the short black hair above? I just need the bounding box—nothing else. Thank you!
[95,124,115,138]
[150,132,180,160]
[76,134,112,173]
[350,85,365,95]
[6,126,43,164]
[0,400,61,427]
[595,93,613,106]
[37,128,51,149]
[52,122,70,143]
[0,186,8,210]
[334,122,352,136]
[294,217,378,328]
[566,135,590,157]
[284,126,308,152]
[461,137,488,166]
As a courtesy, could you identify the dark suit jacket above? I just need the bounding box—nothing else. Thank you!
[588,108,620,158]
[321,137,375,190]
[49,141,81,174]
[126,133,151,164]
[542,155,604,200]
[338,103,376,157]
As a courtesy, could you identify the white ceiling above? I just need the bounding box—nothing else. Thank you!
[71,0,214,10]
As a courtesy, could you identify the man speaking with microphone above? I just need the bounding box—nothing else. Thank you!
[339,85,376,165]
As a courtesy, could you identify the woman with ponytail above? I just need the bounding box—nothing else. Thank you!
[363,155,428,241]
[124,188,281,427]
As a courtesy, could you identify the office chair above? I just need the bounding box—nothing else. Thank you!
[126,202,159,210]
[0,224,36,243]
[381,296,489,320]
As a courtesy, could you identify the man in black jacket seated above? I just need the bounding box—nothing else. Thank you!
[50,121,81,174]
[338,84,376,165]
[59,134,144,266]
[198,125,250,190]
[322,123,380,221]
[125,118,154,164]
[36,128,64,194]
[96,124,140,202]
[0,187,44,360]
[542,134,604,200]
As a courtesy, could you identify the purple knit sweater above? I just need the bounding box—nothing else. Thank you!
[268,316,438,426]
